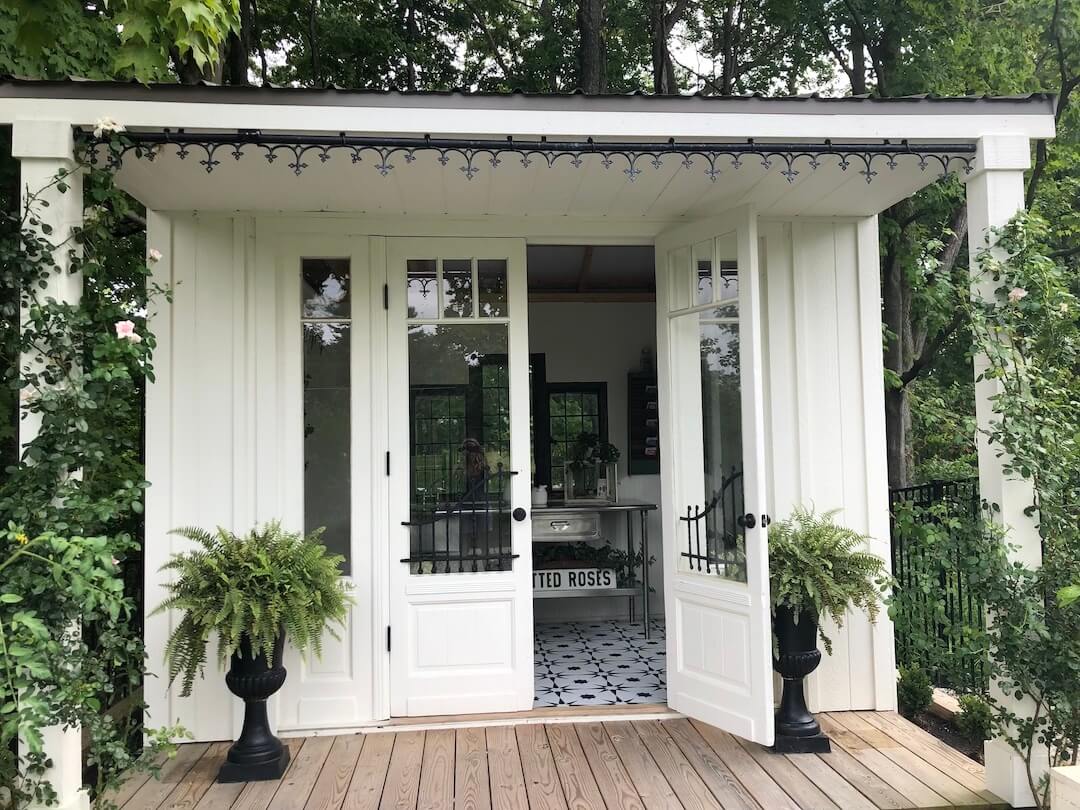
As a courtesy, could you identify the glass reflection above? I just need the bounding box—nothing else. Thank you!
[442,259,473,318]
[303,321,351,574]
[478,259,508,317]
[716,233,739,311]
[407,259,438,319]
[699,312,744,582]
[694,240,713,306]
[302,258,350,319]
[407,323,511,573]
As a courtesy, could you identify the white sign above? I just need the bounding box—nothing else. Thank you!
[533,568,616,591]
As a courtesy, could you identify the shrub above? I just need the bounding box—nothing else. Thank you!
[956,694,994,743]
[897,666,933,717]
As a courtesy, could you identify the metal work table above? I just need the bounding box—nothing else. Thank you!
[531,500,657,639]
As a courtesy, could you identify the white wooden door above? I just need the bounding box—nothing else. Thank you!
[387,237,534,716]
[271,233,381,731]
[655,208,774,745]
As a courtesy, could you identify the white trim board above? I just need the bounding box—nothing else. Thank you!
[1,97,1056,139]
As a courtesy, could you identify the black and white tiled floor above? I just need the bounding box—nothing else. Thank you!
[533,619,666,707]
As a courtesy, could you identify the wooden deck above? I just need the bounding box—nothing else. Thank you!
[107,711,1006,810]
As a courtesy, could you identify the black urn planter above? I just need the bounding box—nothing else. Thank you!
[772,606,831,753]
[217,631,291,783]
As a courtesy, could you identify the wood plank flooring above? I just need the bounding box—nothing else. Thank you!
[114,712,1006,810]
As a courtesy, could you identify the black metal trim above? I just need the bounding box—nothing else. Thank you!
[680,467,745,576]
[85,130,976,185]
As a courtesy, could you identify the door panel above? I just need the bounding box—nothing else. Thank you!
[656,208,774,745]
[388,237,534,717]
[272,235,377,731]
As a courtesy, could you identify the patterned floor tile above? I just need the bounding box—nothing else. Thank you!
[533,619,667,707]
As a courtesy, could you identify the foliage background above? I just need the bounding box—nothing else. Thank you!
[0,0,1078,805]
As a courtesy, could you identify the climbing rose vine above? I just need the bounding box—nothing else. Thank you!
[0,129,181,807]
[961,212,1080,809]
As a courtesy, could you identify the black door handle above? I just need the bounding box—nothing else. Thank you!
[737,513,756,529]
[762,514,772,527]
[512,507,528,522]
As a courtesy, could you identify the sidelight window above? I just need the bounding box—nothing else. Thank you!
[302,258,352,573]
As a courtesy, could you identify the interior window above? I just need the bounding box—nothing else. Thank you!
[546,383,608,492]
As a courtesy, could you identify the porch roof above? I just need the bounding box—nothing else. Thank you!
[0,79,1056,224]
[0,75,1058,116]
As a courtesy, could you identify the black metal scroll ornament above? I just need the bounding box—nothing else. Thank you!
[83,131,976,186]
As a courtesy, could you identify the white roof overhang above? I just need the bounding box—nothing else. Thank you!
[0,83,1056,226]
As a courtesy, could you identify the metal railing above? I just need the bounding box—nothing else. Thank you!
[679,467,745,577]
[889,477,988,692]
[402,466,519,574]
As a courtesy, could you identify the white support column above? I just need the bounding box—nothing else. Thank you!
[12,119,90,810]
[964,133,1047,808]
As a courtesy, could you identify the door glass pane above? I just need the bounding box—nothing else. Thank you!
[716,233,739,312]
[302,258,350,318]
[694,240,713,306]
[407,323,511,573]
[478,259,508,317]
[673,306,745,582]
[669,245,691,310]
[407,259,438,319]
[442,259,474,318]
[700,313,744,582]
[303,321,351,574]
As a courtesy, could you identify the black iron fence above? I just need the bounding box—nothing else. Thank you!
[889,477,989,693]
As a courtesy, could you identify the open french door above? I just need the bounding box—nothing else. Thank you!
[386,237,534,717]
[655,207,775,746]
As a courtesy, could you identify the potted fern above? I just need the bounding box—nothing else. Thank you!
[154,522,350,782]
[768,506,887,753]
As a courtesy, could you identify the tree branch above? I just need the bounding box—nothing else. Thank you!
[900,204,968,386]
[665,0,691,35]
[462,0,514,83]
[1028,0,1078,207]
[669,53,725,95]
[900,307,964,386]
[1049,243,1080,259]
[813,19,856,88]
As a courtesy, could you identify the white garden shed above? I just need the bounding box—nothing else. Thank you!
[0,78,1056,809]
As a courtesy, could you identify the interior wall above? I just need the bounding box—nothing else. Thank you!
[759,216,896,712]
[527,301,665,622]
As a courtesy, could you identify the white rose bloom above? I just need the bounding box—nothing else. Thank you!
[93,116,125,139]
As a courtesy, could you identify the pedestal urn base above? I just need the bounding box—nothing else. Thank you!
[217,631,291,783]
[772,606,831,754]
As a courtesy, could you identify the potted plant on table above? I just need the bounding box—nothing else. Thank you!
[154,521,351,782]
[768,506,887,753]
[565,432,621,504]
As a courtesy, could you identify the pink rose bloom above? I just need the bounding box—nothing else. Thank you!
[1008,287,1028,303]
[114,320,142,343]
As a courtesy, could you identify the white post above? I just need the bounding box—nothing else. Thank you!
[12,119,90,810]
[964,133,1048,808]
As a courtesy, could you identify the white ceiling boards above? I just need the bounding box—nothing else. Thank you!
[105,138,969,221]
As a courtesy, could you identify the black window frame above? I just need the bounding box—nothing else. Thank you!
[543,381,609,491]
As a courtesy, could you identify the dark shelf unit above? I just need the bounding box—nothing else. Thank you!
[627,372,660,475]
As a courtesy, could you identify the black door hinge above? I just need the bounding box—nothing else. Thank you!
[383,283,389,310]
[386,626,391,652]
[385,451,390,475]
